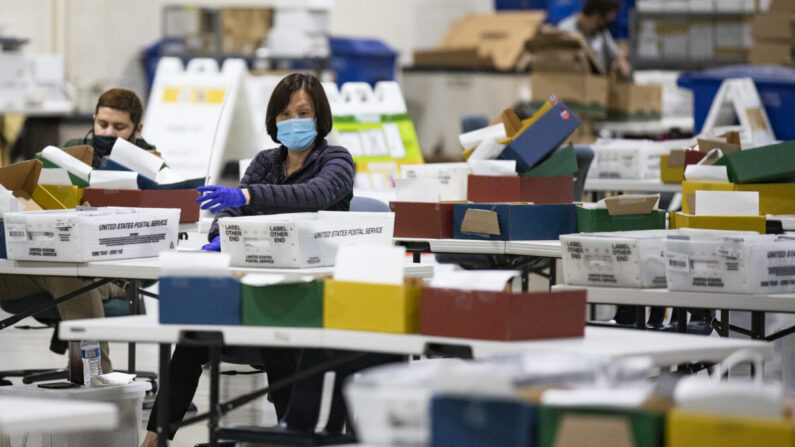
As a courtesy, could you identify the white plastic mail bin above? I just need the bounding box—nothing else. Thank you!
[561,229,753,288]
[219,211,395,268]
[400,163,471,201]
[665,234,795,294]
[0,382,150,447]
[3,207,180,262]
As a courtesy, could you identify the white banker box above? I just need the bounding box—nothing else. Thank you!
[3,207,180,262]
[219,211,395,268]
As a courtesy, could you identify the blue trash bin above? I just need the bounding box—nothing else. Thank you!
[678,65,795,141]
[329,37,397,86]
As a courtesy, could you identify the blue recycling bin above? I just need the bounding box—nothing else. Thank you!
[678,65,795,141]
[329,37,397,86]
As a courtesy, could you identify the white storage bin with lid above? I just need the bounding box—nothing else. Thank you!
[3,207,180,262]
[664,234,795,294]
[561,229,752,288]
[0,382,150,447]
[218,211,395,268]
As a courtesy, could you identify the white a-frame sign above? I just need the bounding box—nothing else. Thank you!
[701,77,776,148]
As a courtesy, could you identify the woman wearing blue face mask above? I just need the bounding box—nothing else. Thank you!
[195,72,354,251]
[142,73,382,447]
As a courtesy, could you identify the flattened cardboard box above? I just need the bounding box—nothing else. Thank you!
[389,201,455,239]
[467,174,573,204]
[420,288,585,341]
[82,188,200,223]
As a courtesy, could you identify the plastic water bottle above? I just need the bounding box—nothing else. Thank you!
[81,340,102,387]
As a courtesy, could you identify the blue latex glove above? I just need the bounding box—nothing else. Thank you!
[196,185,247,212]
[202,236,221,251]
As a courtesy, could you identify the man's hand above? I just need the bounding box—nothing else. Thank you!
[611,56,631,79]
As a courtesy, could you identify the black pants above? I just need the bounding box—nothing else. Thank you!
[147,346,403,439]
[147,346,298,439]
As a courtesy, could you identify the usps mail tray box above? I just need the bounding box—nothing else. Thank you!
[3,207,180,262]
[467,174,573,204]
[664,234,795,294]
[665,409,793,447]
[324,278,422,334]
[219,211,395,268]
[159,276,241,325]
[453,203,577,241]
[389,201,454,239]
[432,396,539,447]
[420,288,585,341]
[83,188,200,223]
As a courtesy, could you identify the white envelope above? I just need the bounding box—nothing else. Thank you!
[89,170,139,189]
[468,160,516,176]
[38,168,73,186]
[109,138,164,180]
[458,123,506,150]
[41,146,92,182]
[695,190,759,216]
[333,245,406,285]
[430,270,518,291]
[395,178,440,203]
[684,165,729,182]
[467,137,506,161]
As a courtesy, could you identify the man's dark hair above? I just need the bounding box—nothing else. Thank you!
[95,88,144,124]
[266,72,332,147]
[582,0,620,16]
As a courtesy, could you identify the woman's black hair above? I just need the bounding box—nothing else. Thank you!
[266,72,333,147]
[582,0,620,16]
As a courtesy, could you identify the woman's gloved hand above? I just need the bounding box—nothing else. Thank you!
[196,185,247,212]
[201,235,221,251]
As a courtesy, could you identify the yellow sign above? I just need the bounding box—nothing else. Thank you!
[162,87,226,104]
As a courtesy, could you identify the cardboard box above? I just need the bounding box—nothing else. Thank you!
[531,72,609,119]
[82,188,200,223]
[666,410,793,447]
[659,154,684,183]
[751,15,794,42]
[561,230,672,288]
[221,8,272,55]
[539,406,665,447]
[413,12,546,70]
[159,276,241,325]
[389,201,455,239]
[3,207,180,262]
[32,184,82,209]
[749,42,792,65]
[715,141,795,184]
[665,234,795,293]
[670,212,766,234]
[431,397,538,447]
[218,211,394,268]
[36,145,93,188]
[683,181,795,215]
[522,144,579,178]
[576,204,666,234]
[0,159,44,211]
[607,82,663,121]
[420,287,585,340]
[498,99,581,172]
[769,0,795,14]
[453,203,577,241]
[241,279,323,328]
[527,24,605,73]
[323,278,421,334]
[467,174,573,204]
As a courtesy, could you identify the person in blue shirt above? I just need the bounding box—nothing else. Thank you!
[558,0,631,77]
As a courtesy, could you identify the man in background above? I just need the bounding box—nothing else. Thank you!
[558,0,631,77]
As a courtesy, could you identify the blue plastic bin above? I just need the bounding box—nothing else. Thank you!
[0,219,6,259]
[678,65,795,141]
[329,37,397,86]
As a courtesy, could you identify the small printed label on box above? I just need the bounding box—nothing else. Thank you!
[667,252,690,272]
[6,224,27,241]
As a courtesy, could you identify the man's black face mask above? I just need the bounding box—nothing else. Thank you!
[87,123,137,160]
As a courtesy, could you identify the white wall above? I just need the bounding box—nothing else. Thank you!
[0,0,492,111]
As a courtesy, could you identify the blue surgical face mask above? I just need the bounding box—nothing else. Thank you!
[276,118,317,152]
